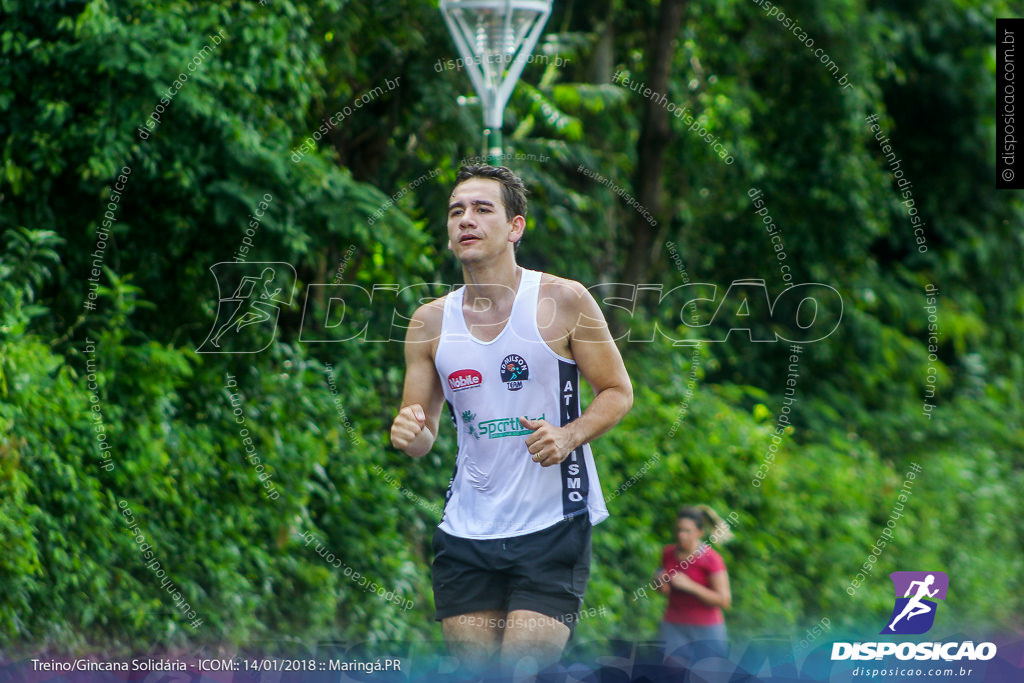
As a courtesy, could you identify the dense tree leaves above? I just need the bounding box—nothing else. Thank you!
[0,0,1020,656]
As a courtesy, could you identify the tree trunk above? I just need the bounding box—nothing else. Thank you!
[623,0,685,285]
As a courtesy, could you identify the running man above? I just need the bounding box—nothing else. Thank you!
[209,267,282,347]
[390,165,633,674]
[888,574,939,631]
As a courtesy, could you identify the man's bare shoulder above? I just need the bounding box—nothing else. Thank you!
[407,294,447,341]
[538,272,589,304]
[538,272,609,342]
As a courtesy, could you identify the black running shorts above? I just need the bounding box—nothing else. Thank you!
[431,513,592,631]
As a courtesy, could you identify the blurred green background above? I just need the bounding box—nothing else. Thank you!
[1,0,1021,658]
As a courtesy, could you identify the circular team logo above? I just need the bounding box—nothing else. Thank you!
[500,354,529,391]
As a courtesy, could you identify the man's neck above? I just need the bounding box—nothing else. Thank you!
[461,257,522,310]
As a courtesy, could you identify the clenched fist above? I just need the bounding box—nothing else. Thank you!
[391,404,434,457]
[520,416,578,467]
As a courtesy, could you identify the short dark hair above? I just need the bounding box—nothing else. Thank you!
[453,164,529,222]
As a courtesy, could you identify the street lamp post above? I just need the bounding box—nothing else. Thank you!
[440,0,553,164]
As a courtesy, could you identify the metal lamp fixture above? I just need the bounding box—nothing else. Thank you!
[440,0,553,162]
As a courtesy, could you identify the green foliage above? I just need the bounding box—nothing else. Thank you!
[0,0,1020,657]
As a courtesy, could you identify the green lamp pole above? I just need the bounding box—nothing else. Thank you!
[440,0,553,164]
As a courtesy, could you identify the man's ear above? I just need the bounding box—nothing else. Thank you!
[447,239,453,251]
[509,215,526,243]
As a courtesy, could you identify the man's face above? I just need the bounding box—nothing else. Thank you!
[447,177,523,263]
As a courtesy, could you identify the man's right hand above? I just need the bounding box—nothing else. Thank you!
[391,404,434,457]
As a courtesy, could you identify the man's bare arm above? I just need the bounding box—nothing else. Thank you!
[522,280,632,467]
[390,301,445,458]
[563,281,633,448]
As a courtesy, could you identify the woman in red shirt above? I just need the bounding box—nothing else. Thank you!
[655,505,733,662]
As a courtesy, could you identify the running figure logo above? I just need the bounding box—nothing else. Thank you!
[198,262,296,354]
[499,353,529,391]
[881,571,949,635]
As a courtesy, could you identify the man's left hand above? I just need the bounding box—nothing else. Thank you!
[520,417,577,467]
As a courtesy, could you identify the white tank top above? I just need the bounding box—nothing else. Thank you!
[434,268,609,539]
